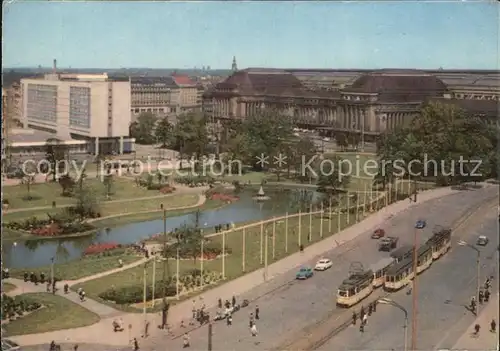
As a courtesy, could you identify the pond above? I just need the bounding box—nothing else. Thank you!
[3,186,324,268]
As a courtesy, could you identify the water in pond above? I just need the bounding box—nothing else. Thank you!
[3,186,323,269]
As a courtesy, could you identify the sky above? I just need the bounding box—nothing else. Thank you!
[3,1,498,70]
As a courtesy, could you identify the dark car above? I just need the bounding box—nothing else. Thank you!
[371,228,385,239]
[476,235,489,246]
[379,236,399,252]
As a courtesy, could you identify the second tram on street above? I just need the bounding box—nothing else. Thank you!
[336,270,374,307]
[390,245,414,263]
[426,227,452,260]
[370,257,395,288]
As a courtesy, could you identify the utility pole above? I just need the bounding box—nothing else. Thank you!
[411,228,419,351]
[162,209,168,299]
[208,322,213,351]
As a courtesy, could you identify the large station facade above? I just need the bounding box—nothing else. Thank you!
[203,68,499,141]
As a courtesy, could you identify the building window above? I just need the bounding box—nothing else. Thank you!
[69,86,91,128]
[26,84,57,123]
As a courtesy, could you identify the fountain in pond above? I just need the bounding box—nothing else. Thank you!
[253,185,271,201]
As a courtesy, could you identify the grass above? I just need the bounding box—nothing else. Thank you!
[73,191,393,313]
[3,293,100,336]
[2,177,168,210]
[2,282,17,293]
[9,251,142,281]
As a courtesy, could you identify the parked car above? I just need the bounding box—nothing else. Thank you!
[296,266,314,280]
[476,235,489,246]
[379,236,399,251]
[371,228,385,239]
[314,258,333,271]
[415,220,426,229]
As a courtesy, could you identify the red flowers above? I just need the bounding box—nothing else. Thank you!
[84,242,120,255]
[31,223,63,236]
[160,186,176,194]
[209,193,239,202]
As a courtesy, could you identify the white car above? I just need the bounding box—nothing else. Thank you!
[314,258,333,271]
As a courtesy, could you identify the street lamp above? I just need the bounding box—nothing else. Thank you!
[378,298,408,351]
[458,240,481,312]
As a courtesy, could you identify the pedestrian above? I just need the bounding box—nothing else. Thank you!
[485,289,490,302]
[183,333,190,348]
[40,272,45,283]
[23,271,28,282]
[161,305,168,329]
[250,323,258,336]
[133,337,139,351]
[49,341,56,351]
[227,314,232,326]
[225,300,231,309]
[73,344,78,351]
[52,280,56,294]
[359,323,364,333]
[474,323,480,335]
[368,303,373,316]
[299,244,304,253]
[479,290,484,304]
[491,319,496,333]
[352,311,357,325]
[218,298,222,309]
[232,295,236,307]
[360,306,365,319]
[362,314,368,326]
[255,305,260,320]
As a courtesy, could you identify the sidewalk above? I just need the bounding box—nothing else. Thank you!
[452,293,499,350]
[6,185,485,347]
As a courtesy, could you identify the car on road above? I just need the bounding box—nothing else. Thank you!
[415,220,426,229]
[476,235,489,246]
[379,236,399,251]
[371,228,385,239]
[1,339,20,351]
[314,258,333,271]
[296,266,314,280]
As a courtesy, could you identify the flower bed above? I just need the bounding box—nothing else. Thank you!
[209,193,239,202]
[98,269,222,305]
[3,217,95,237]
[83,242,120,256]
[160,186,176,194]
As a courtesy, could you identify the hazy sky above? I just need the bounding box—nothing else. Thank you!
[3,1,498,69]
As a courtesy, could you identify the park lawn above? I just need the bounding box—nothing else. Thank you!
[9,252,142,281]
[97,194,199,217]
[74,209,365,313]
[3,293,100,336]
[2,282,17,293]
[2,177,164,210]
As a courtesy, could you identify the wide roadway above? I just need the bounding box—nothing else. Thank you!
[318,202,499,351]
[144,186,498,351]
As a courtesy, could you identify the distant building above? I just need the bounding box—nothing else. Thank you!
[204,68,499,140]
[130,74,202,122]
[21,72,134,155]
[232,57,238,72]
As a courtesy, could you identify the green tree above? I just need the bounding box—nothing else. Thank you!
[73,186,100,219]
[130,112,158,144]
[316,155,351,195]
[172,113,210,171]
[155,118,174,147]
[58,174,75,196]
[45,138,67,182]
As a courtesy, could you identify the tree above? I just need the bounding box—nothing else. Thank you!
[129,112,157,144]
[316,155,351,195]
[376,102,495,186]
[172,113,210,170]
[45,138,67,182]
[103,174,114,199]
[155,118,174,148]
[335,133,348,151]
[58,174,75,196]
[73,186,100,219]
[288,137,317,183]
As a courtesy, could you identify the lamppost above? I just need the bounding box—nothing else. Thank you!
[378,298,408,351]
[458,240,481,312]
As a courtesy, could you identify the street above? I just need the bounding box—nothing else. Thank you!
[141,186,498,351]
[317,204,499,351]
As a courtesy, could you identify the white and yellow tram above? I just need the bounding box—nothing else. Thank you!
[370,257,395,288]
[384,257,414,291]
[390,245,414,263]
[416,243,433,273]
[427,228,452,260]
[336,270,374,307]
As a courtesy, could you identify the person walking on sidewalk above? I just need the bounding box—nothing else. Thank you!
[491,319,496,333]
[255,305,260,320]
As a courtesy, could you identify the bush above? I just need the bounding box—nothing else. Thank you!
[1,294,42,320]
[2,199,9,205]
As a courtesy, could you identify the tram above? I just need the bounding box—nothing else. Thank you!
[370,257,395,288]
[336,270,374,307]
[390,245,414,263]
[384,257,414,291]
[426,228,452,260]
[384,243,433,291]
